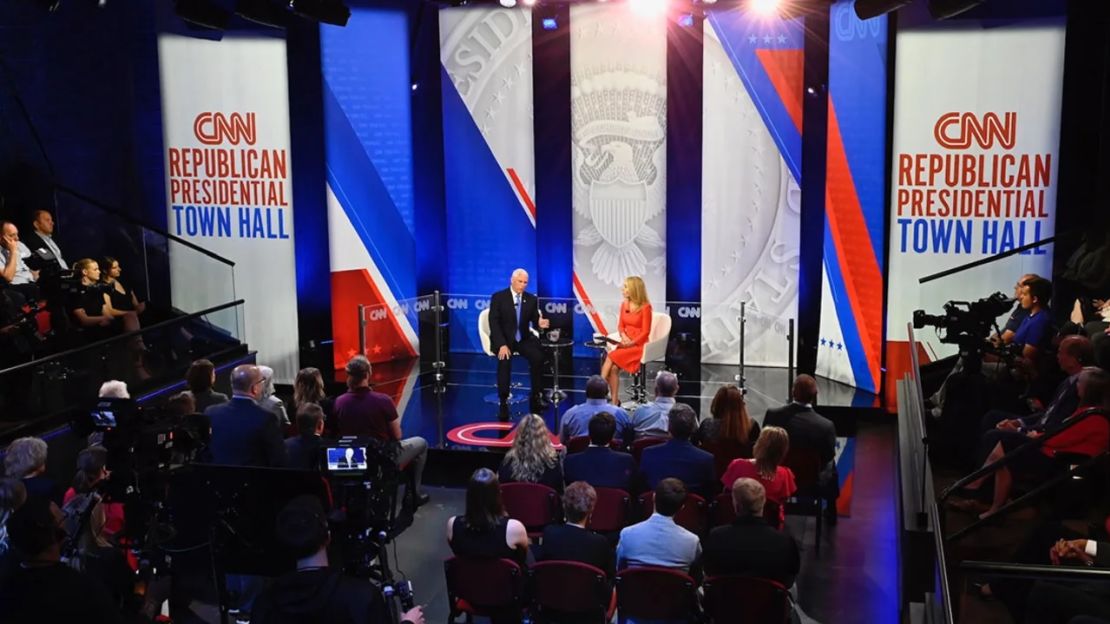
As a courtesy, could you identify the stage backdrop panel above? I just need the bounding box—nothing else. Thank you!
[440,7,537,353]
[884,20,1064,399]
[321,9,419,369]
[571,3,668,349]
[159,33,299,382]
[815,2,888,394]
[700,9,803,367]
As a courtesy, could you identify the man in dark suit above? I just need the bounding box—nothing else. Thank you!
[703,478,800,588]
[285,403,325,471]
[638,404,716,496]
[537,481,614,578]
[205,364,286,468]
[564,412,637,491]
[764,374,839,523]
[20,210,67,273]
[489,268,549,412]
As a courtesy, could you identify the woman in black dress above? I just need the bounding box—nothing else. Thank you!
[446,468,529,565]
[100,257,144,333]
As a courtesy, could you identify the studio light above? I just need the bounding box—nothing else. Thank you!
[522,0,537,7]
[174,0,232,30]
[541,16,558,29]
[499,0,517,7]
[748,0,781,17]
[928,0,985,19]
[288,0,350,26]
[236,0,289,28]
[677,12,695,27]
[854,0,913,20]
[629,0,667,18]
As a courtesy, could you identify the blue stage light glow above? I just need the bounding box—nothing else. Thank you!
[677,13,694,27]
[542,17,558,30]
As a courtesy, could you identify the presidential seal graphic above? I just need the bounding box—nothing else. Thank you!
[572,68,667,288]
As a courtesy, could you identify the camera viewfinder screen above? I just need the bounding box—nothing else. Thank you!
[326,447,368,472]
[91,409,117,428]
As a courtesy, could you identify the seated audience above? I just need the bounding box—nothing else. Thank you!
[99,379,130,400]
[698,384,760,477]
[165,391,197,417]
[630,371,679,438]
[639,404,716,496]
[703,478,800,587]
[335,355,429,506]
[952,367,1110,520]
[616,478,701,574]
[537,481,614,578]
[206,364,286,468]
[61,492,136,612]
[721,427,797,525]
[564,413,637,491]
[990,274,1040,348]
[62,445,124,537]
[0,477,28,587]
[21,209,67,272]
[0,220,39,301]
[0,496,124,623]
[68,258,112,330]
[252,495,425,624]
[186,358,229,413]
[293,366,335,429]
[99,256,145,317]
[559,374,633,445]
[285,403,326,471]
[258,365,290,427]
[499,414,564,492]
[3,436,61,505]
[764,374,838,521]
[447,468,529,566]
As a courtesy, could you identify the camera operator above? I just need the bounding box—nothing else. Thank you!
[989,274,1039,349]
[251,495,425,624]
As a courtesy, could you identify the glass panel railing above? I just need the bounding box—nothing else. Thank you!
[0,300,246,430]
[355,294,436,366]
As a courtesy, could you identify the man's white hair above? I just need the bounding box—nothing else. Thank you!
[511,268,529,279]
[98,380,130,399]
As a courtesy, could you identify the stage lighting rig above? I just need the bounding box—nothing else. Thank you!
[288,0,350,27]
[854,0,913,20]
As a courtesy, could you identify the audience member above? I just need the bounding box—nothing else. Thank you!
[721,427,797,526]
[62,445,124,537]
[639,404,716,496]
[990,274,1040,348]
[334,355,429,506]
[206,364,286,468]
[559,374,633,445]
[952,367,1110,520]
[257,365,290,427]
[0,477,27,587]
[293,366,335,427]
[499,414,564,492]
[252,495,425,624]
[447,468,529,566]
[21,209,67,271]
[186,358,229,413]
[3,436,61,505]
[537,481,614,578]
[698,384,760,476]
[99,379,130,400]
[702,478,800,587]
[564,413,637,491]
[630,371,679,438]
[0,220,39,301]
[166,391,197,418]
[616,478,701,574]
[69,258,112,330]
[61,492,136,612]
[99,256,145,316]
[0,496,124,623]
[285,403,326,471]
[764,375,839,522]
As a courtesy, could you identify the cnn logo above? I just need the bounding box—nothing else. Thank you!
[933,112,1016,150]
[193,112,257,146]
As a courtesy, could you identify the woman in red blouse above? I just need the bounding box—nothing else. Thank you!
[601,276,653,406]
[720,426,797,525]
[953,368,1110,520]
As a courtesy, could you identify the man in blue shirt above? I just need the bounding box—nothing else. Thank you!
[616,478,701,573]
[1010,277,1053,360]
[630,371,679,438]
[559,375,632,445]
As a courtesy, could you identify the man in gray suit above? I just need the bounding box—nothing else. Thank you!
[764,374,839,524]
[616,478,701,574]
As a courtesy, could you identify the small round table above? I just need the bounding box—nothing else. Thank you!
[541,340,575,402]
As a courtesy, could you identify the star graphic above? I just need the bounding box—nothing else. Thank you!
[836,342,844,350]
[501,75,515,90]
[346,348,357,358]
[820,337,827,346]
[763,35,773,44]
[372,344,383,355]
[730,249,742,262]
[748,35,757,44]
[777,34,787,44]
[493,90,506,104]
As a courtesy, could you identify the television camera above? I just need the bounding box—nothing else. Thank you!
[913,291,1016,372]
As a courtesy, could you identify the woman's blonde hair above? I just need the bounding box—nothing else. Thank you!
[504,414,558,483]
[624,276,648,307]
[753,426,790,479]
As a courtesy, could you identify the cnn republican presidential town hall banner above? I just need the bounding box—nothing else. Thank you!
[885,19,1064,395]
[159,33,300,382]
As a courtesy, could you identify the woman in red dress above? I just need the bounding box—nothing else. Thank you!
[720,426,797,526]
[601,276,653,405]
